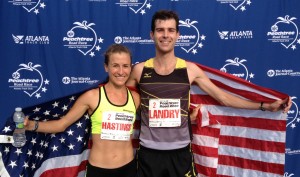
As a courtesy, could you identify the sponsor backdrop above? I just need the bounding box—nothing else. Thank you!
[0,0,300,176]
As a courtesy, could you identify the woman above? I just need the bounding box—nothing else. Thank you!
[24,44,140,177]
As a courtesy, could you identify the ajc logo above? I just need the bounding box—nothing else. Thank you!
[267,15,300,50]
[267,69,300,77]
[177,19,206,55]
[220,57,254,82]
[115,0,152,15]
[286,97,300,129]
[63,21,104,57]
[8,62,49,99]
[8,0,46,14]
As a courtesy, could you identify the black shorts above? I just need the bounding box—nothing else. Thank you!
[85,159,137,177]
[136,144,197,177]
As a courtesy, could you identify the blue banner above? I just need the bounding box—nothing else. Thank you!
[1,0,300,176]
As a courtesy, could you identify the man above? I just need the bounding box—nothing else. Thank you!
[126,10,291,177]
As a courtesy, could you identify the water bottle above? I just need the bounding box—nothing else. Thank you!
[12,107,26,147]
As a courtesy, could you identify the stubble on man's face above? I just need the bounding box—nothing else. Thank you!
[151,19,179,55]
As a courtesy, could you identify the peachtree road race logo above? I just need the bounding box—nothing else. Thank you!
[283,172,295,177]
[115,0,152,15]
[267,69,300,77]
[114,36,153,45]
[12,34,49,45]
[218,30,253,40]
[62,76,99,85]
[217,0,252,11]
[176,19,206,55]
[63,21,104,57]
[286,96,300,129]
[8,0,46,14]
[65,0,106,2]
[170,0,192,1]
[285,98,300,177]
[284,97,299,164]
[220,57,254,82]
[8,62,49,99]
[267,15,300,50]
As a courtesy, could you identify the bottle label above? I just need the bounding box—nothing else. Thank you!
[16,122,24,129]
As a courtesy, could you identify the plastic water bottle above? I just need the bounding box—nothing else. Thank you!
[12,107,26,147]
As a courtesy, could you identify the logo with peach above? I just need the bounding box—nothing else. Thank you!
[8,0,46,14]
[8,62,49,99]
[217,0,252,11]
[115,0,152,15]
[63,21,104,57]
[220,57,254,82]
[267,15,300,50]
[177,19,206,55]
[286,97,300,129]
[230,0,252,11]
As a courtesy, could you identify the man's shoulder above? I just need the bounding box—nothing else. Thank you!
[133,60,146,66]
[183,59,198,68]
[133,58,151,70]
[176,58,194,64]
[132,60,147,70]
[185,60,204,76]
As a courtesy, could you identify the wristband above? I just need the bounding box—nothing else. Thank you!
[32,120,39,132]
[260,102,266,111]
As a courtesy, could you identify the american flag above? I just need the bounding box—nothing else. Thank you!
[0,91,91,177]
[190,63,288,177]
[0,63,288,177]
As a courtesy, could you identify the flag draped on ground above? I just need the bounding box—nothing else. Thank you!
[0,63,288,177]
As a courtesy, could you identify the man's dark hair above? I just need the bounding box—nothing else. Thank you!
[151,10,179,32]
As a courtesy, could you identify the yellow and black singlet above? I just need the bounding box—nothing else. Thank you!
[90,86,136,141]
[139,58,192,150]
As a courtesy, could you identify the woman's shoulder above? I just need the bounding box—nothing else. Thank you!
[127,86,140,107]
[81,86,100,99]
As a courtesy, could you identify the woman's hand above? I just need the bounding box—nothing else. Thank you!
[23,116,32,131]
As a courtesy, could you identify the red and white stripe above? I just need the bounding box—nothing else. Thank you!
[190,63,288,177]
[1,63,287,177]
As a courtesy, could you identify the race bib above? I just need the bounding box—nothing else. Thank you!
[149,99,181,127]
[101,111,134,141]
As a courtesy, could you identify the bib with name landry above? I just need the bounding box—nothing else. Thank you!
[90,86,136,141]
[139,58,192,150]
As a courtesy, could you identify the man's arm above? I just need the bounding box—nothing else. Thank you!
[126,62,144,87]
[186,61,291,113]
